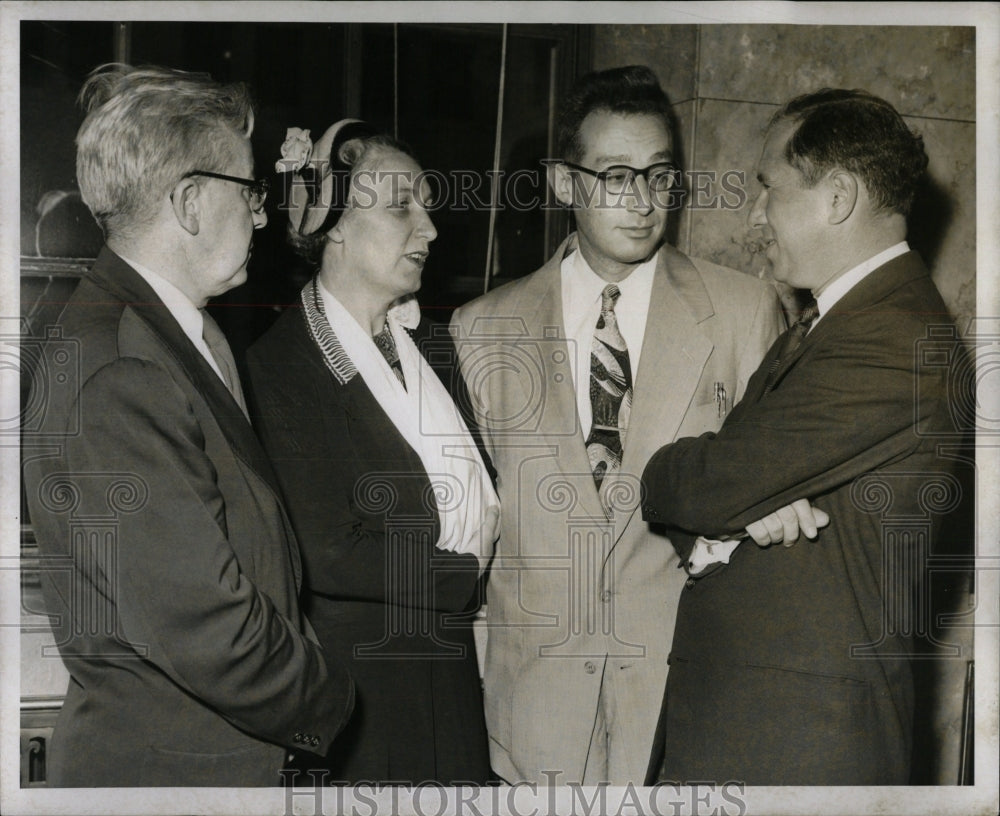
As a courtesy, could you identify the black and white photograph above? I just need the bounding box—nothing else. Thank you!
[1,2,997,815]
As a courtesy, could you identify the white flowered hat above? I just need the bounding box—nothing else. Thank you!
[274,118,378,236]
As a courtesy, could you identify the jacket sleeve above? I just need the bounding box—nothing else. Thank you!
[449,305,496,467]
[246,346,480,614]
[641,315,944,537]
[65,357,353,755]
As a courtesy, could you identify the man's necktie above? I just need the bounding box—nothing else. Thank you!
[585,284,633,503]
[762,298,819,395]
[373,322,406,389]
[200,309,249,418]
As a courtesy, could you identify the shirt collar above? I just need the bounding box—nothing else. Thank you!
[814,241,909,322]
[566,247,658,312]
[118,253,207,350]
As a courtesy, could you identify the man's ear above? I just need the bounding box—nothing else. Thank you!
[550,162,576,208]
[326,219,346,244]
[827,170,858,225]
[170,178,201,235]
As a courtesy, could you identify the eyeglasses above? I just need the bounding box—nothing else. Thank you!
[562,161,682,196]
[183,170,269,213]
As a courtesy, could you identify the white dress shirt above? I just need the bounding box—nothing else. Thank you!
[561,248,656,435]
[119,254,228,384]
[811,241,909,331]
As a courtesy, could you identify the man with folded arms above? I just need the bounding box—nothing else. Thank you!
[642,88,964,785]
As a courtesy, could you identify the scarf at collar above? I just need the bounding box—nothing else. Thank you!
[299,277,499,570]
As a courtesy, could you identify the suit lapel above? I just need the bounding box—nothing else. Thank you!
[516,238,606,520]
[620,246,714,473]
[823,250,929,323]
[522,239,719,530]
[767,251,930,391]
[767,320,818,392]
[608,246,715,536]
[88,248,285,497]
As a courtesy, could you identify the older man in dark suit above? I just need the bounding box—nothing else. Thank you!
[21,64,353,787]
[642,89,966,785]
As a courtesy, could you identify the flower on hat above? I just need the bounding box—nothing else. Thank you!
[275,127,313,173]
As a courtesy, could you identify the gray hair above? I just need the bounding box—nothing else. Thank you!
[75,63,255,238]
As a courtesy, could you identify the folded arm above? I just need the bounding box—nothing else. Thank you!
[642,325,933,537]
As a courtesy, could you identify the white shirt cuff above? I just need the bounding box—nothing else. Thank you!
[688,535,742,575]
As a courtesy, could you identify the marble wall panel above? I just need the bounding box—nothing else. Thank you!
[685,99,773,272]
[698,25,975,121]
[680,100,808,312]
[669,98,696,255]
[592,25,699,104]
[907,116,977,333]
[680,101,975,329]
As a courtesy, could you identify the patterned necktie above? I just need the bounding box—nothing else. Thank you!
[585,284,633,499]
[373,322,406,389]
[762,298,819,395]
[200,309,249,418]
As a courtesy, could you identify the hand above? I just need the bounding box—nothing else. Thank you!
[472,505,500,573]
[745,498,830,548]
[481,504,500,549]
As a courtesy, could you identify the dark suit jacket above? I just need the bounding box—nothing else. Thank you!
[21,248,354,787]
[641,251,964,785]
[245,304,491,784]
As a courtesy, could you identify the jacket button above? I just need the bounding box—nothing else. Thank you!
[600,589,612,603]
[685,579,696,589]
[584,661,597,674]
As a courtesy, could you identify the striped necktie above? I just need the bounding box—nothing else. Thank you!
[762,298,819,395]
[200,309,249,418]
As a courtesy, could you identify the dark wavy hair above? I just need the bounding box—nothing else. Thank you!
[288,132,416,267]
[772,89,928,216]
[556,65,674,163]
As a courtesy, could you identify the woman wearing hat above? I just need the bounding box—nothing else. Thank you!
[246,121,498,784]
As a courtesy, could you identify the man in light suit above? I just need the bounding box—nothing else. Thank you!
[21,64,353,786]
[450,65,788,784]
[642,89,966,784]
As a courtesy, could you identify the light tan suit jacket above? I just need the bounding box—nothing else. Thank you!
[451,234,784,783]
